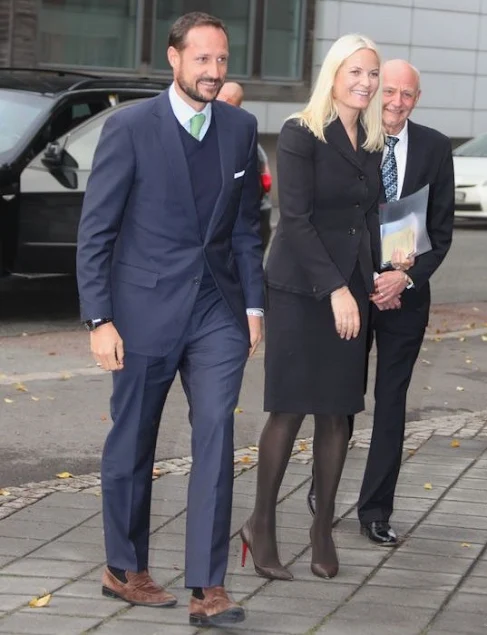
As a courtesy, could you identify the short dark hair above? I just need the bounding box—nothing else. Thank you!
[168,12,228,51]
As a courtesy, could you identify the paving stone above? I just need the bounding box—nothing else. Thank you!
[446,591,487,613]
[30,541,105,563]
[256,580,355,602]
[454,477,487,491]
[19,596,119,618]
[412,523,487,543]
[148,532,186,552]
[390,497,434,512]
[444,487,487,503]
[394,484,446,499]
[314,617,423,635]
[331,601,435,631]
[53,525,104,545]
[348,585,448,609]
[11,506,97,525]
[119,604,195,625]
[149,499,187,516]
[0,558,94,579]
[300,547,384,568]
[201,609,319,634]
[428,610,487,634]
[384,552,471,575]
[0,613,99,634]
[0,520,72,541]
[71,619,197,635]
[470,560,487,577]
[0,594,29,611]
[367,567,461,591]
[0,537,46,559]
[459,575,487,594]
[424,511,487,530]
[55,579,104,599]
[435,500,487,517]
[243,594,335,616]
[0,575,67,595]
[398,536,482,559]
[397,473,455,487]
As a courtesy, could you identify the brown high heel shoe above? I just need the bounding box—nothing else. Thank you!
[240,520,293,581]
[309,526,339,579]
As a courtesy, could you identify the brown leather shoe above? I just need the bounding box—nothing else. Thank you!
[102,568,177,607]
[189,586,245,626]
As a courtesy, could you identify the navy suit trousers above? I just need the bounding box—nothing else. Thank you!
[101,285,249,587]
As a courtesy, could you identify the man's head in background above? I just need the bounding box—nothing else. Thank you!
[382,59,421,136]
[217,81,244,107]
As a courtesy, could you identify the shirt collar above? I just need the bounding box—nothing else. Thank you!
[387,119,408,144]
[168,82,212,129]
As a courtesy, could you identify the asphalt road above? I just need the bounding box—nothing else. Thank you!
[0,223,486,488]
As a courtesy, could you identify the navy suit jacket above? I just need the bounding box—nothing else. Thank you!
[76,90,264,356]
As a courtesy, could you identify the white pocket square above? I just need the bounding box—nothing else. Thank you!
[234,170,245,179]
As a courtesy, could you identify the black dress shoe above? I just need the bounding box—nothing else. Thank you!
[307,477,316,517]
[360,521,398,546]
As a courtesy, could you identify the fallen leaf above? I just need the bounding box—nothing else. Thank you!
[420,359,431,365]
[298,441,308,451]
[56,472,73,479]
[48,352,57,356]
[473,307,480,312]
[28,593,51,608]
[100,415,108,421]
[421,346,428,352]
[408,449,416,456]
[450,439,460,448]
[456,386,465,392]
[4,398,14,403]
[14,383,28,392]
[424,482,433,490]
[0,489,11,496]
[461,542,471,548]
[21,332,28,337]
[423,386,432,391]
[434,337,442,342]
[152,468,161,478]
[234,407,243,414]
[60,373,72,381]
[458,337,466,342]
[46,396,55,400]
[465,359,472,364]
[482,335,487,342]
[239,455,251,463]
[248,446,259,452]
[31,396,40,401]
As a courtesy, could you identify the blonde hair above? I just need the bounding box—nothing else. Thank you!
[292,34,384,152]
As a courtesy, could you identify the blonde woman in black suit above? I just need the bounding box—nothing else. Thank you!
[241,34,384,581]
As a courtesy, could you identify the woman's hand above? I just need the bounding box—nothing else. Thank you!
[330,286,360,340]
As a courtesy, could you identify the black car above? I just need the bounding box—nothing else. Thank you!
[0,69,272,276]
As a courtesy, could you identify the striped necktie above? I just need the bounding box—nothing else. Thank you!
[382,135,399,202]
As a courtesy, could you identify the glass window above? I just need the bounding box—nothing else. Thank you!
[39,0,139,69]
[0,90,51,158]
[262,0,305,79]
[154,0,253,76]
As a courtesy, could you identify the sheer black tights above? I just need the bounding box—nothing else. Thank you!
[248,412,348,570]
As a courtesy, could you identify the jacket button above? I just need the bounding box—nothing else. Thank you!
[349,228,356,235]
[312,285,317,292]
[358,174,365,180]
[354,203,360,208]
[193,277,200,285]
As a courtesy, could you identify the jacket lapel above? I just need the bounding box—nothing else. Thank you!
[204,101,236,242]
[152,91,200,232]
[400,120,420,198]
[326,117,367,169]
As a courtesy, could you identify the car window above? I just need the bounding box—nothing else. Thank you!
[63,100,141,170]
[0,89,51,157]
[49,97,110,141]
[453,133,487,158]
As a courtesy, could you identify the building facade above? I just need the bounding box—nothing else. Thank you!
[0,0,486,139]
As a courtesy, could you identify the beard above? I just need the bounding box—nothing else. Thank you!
[176,74,224,103]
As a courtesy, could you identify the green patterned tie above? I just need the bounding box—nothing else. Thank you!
[189,113,206,140]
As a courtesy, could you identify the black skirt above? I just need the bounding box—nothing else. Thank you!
[264,267,370,415]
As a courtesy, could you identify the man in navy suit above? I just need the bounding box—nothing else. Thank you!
[76,11,263,627]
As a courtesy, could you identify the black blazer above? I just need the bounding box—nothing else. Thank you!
[266,117,382,299]
[399,120,454,294]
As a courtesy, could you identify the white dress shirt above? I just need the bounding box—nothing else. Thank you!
[168,82,212,140]
[382,120,408,199]
[167,84,263,316]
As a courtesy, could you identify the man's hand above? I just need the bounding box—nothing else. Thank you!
[247,315,262,357]
[373,271,408,304]
[330,286,360,340]
[90,322,124,371]
[371,294,402,311]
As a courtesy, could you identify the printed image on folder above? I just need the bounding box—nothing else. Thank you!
[379,184,432,268]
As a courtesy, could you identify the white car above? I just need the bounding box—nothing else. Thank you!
[453,134,487,220]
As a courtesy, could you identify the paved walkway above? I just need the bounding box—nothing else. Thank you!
[1,410,487,634]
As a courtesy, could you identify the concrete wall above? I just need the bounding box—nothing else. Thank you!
[314,0,487,138]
